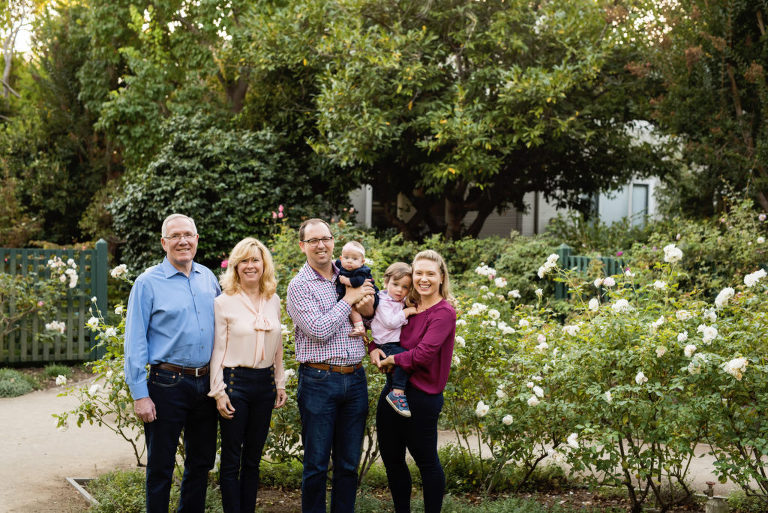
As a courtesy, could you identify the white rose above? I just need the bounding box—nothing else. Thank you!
[635,371,648,385]
[527,395,540,407]
[475,400,490,417]
[714,287,735,309]
[55,375,67,386]
[533,385,544,398]
[114,305,125,315]
[744,269,767,287]
[677,331,688,343]
[535,288,543,297]
[86,317,99,330]
[502,414,514,425]
[604,391,612,403]
[456,319,467,326]
[675,310,692,321]
[104,327,117,338]
[663,244,683,263]
[88,383,101,395]
[494,277,508,288]
[684,344,697,358]
[518,319,530,328]
[496,388,507,399]
[611,299,631,313]
[566,432,579,449]
[701,326,718,344]
[603,277,616,287]
[653,280,667,290]
[455,336,466,348]
[722,357,748,380]
[593,278,603,288]
[488,309,500,320]
[508,289,521,299]
[588,298,599,311]
[655,346,666,358]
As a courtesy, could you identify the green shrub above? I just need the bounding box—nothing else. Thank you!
[88,469,223,513]
[0,368,38,397]
[42,363,71,380]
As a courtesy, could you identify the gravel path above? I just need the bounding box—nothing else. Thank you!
[0,380,138,513]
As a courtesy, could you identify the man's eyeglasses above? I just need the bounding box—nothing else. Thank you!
[163,233,197,242]
[301,236,334,247]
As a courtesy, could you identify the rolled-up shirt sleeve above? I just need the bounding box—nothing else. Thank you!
[287,280,351,343]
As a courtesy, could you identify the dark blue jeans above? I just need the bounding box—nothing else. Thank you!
[376,384,445,513]
[145,367,218,513]
[219,366,277,513]
[378,342,409,391]
[297,364,368,513]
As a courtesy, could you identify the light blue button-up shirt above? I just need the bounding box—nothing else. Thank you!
[124,258,221,399]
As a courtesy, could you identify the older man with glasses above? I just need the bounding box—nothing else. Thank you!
[286,218,376,513]
[124,213,221,513]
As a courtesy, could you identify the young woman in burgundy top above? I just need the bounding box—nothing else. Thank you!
[370,249,456,513]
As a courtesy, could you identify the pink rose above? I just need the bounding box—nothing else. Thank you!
[221,260,228,268]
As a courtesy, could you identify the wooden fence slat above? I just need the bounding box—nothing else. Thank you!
[0,240,109,364]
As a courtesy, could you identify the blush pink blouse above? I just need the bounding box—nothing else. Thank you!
[209,292,285,399]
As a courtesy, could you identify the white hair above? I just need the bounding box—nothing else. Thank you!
[161,213,197,237]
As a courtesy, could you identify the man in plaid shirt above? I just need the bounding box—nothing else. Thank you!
[287,218,375,513]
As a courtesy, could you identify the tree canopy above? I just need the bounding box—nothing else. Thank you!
[0,0,709,251]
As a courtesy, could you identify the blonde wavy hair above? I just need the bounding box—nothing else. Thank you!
[408,249,455,306]
[220,237,277,298]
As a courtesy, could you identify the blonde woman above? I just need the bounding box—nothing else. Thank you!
[372,250,456,513]
[209,237,286,513]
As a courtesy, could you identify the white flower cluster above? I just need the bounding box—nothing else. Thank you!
[594,277,615,288]
[88,383,101,396]
[502,414,514,425]
[684,344,697,358]
[688,354,707,375]
[55,375,67,386]
[475,400,490,417]
[611,299,631,313]
[455,335,466,348]
[566,433,579,449]
[588,298,600,311]
[497,322,515,335]
[467,302,488,316]
[655,346,666,358]
[744,269,767,288]
[697,324,718,344]
[508,289,521,299]
[562,324,580,336]
[653,280,667,290]
[663,244,683,263]
[677,331,688,342]
[535,333,549,351]
[494,277,507,288]
[456,319,467,327]
[48,256,79,288]
[537,254,559,279]
[45,320,66,334]
[650,316,664,331]
[86,316,100,330]
[702,308,717,323]
[722,357,748,380]
[110,264,128,279]
[675,310,692,321]
[115,305,125,315]
[635,371,648,385]
[475,263,496,279]
[284,368,296,380]
[714,287,735,309]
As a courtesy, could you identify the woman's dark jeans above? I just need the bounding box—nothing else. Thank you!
[219,366,276,513]
[376,384,445,513]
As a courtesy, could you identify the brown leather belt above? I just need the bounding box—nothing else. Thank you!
[152,362,209,377]
[303,362,362,374]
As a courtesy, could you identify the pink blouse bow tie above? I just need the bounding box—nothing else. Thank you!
[252,313,273,332]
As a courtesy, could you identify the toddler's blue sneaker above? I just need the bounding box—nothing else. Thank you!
[386,391,411,418]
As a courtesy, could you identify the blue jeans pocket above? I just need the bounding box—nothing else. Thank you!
[149,368,182,388]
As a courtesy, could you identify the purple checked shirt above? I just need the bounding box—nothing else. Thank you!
[286,262,367,365]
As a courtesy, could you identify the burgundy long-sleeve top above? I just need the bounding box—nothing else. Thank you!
[375,299,455,394]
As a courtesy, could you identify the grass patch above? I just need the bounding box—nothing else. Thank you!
[42,362,72,379]
[0,367,39,397]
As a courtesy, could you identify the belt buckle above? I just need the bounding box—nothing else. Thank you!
[194,367,202,377]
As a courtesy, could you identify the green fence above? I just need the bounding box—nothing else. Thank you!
[554,243,625,300]
[0,240,108,364]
